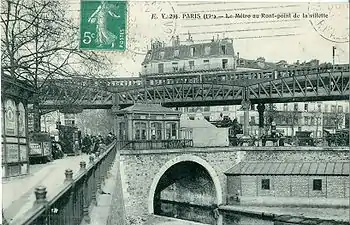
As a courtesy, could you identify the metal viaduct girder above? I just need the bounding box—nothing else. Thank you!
[38,65,350,110]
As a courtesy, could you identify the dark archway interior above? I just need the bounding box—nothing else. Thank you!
[154,161,217,224]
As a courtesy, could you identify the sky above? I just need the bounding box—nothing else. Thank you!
[68,1,349,77]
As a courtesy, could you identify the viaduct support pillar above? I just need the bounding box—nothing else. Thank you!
[112,94,120,142]
[257,103,265,138]
[240,98,251,146]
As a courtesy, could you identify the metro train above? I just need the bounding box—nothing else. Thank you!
[71,63,348,88]
[142,63,349,87]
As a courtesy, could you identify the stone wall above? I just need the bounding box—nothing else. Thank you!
[117,146,348,221]
[119,148,238,220]
[242,147,349,162]
[227,175,349,206]
[160,175,216,206]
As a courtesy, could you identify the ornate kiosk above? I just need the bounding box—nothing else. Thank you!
[115,103,185,149]
[1,75,34,177]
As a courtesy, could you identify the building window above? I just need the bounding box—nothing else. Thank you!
[160,51,165,59]
[189,61,194,70]
[331,105,336,112]
[135,122,147,140]
[203,106,210,112]
[221,45,226,54]
[166,123,177,139]
[317,104,322,112]
[158,63,164,73]
[190,47,195,57]
[317,117,321,125]
[204,46,211,55]
[283,103,288,111]
[310,117,315,126]
[222,59,228,69]
[304,103,308,111]
[338,105,343,113]
[172,62,178,72]
[261,179,270,190]
[174,49,179,58]
[203,59,210,69]
[313,179,322,191]
[304,116,309,125]
[325,105,328,112]
[294,103,298,111]
[223,106,229,111]
[151,122,162,140]
[250,116,256,125]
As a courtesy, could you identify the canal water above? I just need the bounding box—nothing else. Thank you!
[158,200,274,225]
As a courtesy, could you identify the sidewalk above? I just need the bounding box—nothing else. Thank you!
[85,151,126,225]
[220,205,349,222]
[2,154,90,222]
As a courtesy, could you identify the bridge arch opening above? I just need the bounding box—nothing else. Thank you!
[148,155,223,220]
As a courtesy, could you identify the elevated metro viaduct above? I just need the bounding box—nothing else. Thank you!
[38,64,350,140]
[107,146,349,224]
[39,64,350,110]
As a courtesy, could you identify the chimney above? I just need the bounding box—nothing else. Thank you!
[171,36,175,46]
[175,35,180,46]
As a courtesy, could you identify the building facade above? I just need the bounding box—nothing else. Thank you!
[115,103,181,141]
[225,161,350,207]
[1,75,34,177]
[141,34,236,75]
[181,100,349,138]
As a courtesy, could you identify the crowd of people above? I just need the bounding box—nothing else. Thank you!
[81,132,115,155]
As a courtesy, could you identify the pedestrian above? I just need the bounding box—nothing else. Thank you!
[82,135,92,153]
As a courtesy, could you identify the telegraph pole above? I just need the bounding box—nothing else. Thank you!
[332,46,336,71]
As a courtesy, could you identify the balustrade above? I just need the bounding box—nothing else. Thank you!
[122,139,193,150]
[6,141,118,225]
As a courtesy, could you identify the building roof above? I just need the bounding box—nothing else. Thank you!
[120,103,180,114]
[237,58,278,70]
[180,118,217,129]
[142,39,234,65]
[225,162,349,176]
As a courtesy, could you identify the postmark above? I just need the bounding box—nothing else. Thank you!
[127,1,177,55]
[308,3,349,43]
[80,0,127,51]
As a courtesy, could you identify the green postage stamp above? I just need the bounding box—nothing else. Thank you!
[80,0,126,51]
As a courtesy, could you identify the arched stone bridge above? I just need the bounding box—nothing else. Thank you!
[39,64,350,111]
[117,146,349,222]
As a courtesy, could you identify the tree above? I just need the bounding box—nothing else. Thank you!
[1,0,110,132]
[324,113,345,130]
[288,110,301,138]
[264,103,277,131]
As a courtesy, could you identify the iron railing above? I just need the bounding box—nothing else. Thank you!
[121,139,193,150]
[4,141,118,225]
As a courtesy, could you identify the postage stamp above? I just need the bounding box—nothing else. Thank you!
[308,3,349,43]
[80,0,127,51]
